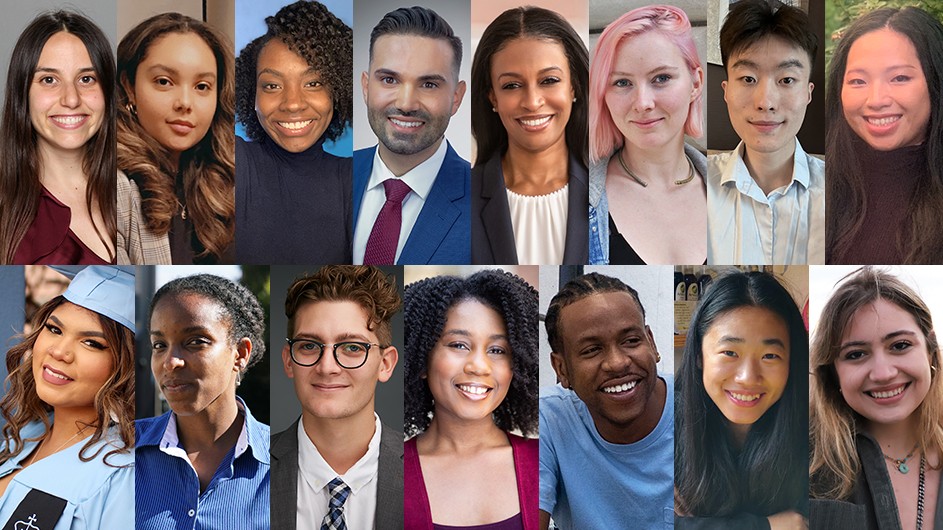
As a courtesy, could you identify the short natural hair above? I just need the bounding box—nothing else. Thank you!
[589,5,703,163]
[285,266,401,346]
[719,0,818,71]
[369,6,462,79]
[811,267,943,500]
[544,272,645,354]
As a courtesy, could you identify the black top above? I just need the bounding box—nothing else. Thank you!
[608,214,646,264]
[235,135,352,264]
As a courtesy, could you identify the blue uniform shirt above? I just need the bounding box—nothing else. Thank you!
[135,398,270,530]
[0,419,133,530]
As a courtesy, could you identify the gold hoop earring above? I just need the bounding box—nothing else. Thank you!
[125,102,137,117]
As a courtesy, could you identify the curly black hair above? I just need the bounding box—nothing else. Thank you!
[150,274,267,378]
[235,0,352,143]
[403,270,539,438]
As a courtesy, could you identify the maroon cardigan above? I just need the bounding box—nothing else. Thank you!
[404,433,539,530]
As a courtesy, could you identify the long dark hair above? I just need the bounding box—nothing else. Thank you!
[118,13,235,260]
[675,271,808,517]
[0,10,116,264]
[470,6,588,168]
[825,7,943,263]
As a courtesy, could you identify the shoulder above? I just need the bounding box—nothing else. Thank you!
[134,412,171,445]
[684,144,708,179]
[539,385,583,423]
[354,146,376,162]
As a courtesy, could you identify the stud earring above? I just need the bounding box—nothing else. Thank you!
[125,102,137,117]
[492,107,497,112]
[572,97,577,102]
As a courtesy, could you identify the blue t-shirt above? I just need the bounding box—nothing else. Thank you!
[539,377,674,529]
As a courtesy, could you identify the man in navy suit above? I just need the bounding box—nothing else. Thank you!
[353,6,470,265]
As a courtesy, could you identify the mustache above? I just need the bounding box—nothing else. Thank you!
[384,108,430,121]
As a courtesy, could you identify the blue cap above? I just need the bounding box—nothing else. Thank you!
[48,266,136,333]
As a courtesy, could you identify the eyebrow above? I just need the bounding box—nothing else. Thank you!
[442,329,508,342]
[497,65,563,80]
[150,326,211,337]
[845,64,919,76]
[49,315,107,339]
[730,59,805,71]
[292,332,372,342]
[840,330,918,350]
[715,335,786,348]
[257,67,318,78]
[147,64,216,79]
[610,66,680,78]
[35,66,96,75]
[575,325,644,345]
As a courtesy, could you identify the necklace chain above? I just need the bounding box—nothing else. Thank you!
[26,425,91,468]
[616,147,695,187]
[917,453,926,530]
[884,442,919,473]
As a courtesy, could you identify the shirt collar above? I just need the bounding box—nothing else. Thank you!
[721,139,810,198]
[297,413,381,495]
[368,140,448,201]
[152,395,269,465]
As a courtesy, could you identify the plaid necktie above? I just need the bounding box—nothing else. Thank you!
[363,178,411,265]
[320,477,351,530]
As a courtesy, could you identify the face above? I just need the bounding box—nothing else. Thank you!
[489,37,574,155]
[28,32,105,156]
[32,302,115,413]
[605,31,702,151]
[550,291,661,443]
[722,36,813,159]
[282,300,397,422]
[835,298,933,427]
[841,29,931,151]
[425,300,513,426]
[362,35,465,162]
[150,293,248,417]
[701,306,790,432]
[131,32,218,161]
[255,39,333,153]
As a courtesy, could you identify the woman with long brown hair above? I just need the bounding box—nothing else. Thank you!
[116,12,235,264]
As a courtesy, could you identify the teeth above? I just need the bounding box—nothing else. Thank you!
[458,384,489,395]
[519,116,551,127]
[52,116,85,125]
[278,120,312,130]
[390,118,422,128]
[867,116,900,126]
[730,392,760,402]
[869,385,905,399]
[602,381,637,394]
[45,367,70,381]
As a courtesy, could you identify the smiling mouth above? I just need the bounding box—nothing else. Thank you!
[44,366,73,381]
[518,116,552,127]
[867,383,908,399]
[728,391,761,402]
[51,115,88,127]
[389,117,423,129]
[278,119,312,130]
[457,384,492,395]
[866,116,901,127]
[602,380,637,394]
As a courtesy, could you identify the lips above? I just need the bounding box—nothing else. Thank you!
[311,382,349,392]
[516,115,553,131]
[161,379,193,394]
[866,382,908,400]
[599,375,641,396]
[456,382,493,401]
[167,120,195,135]
[631,118,664,129]
[725,389,764,407]
[50,115,89,129]
[749,120,784,133]
[42,364,74,385]
[277,119,313,131]
[388,116,424,130]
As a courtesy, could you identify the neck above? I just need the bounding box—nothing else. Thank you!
[301,407,376,475]
[742,141,795,196]
[621,136,689,188]
[502,139,569,188]
[866,415,920,457]
[38,143,87,189]
[378,137,443,177]
[727,421,750,448]
[420,410,507,454]
[175,395,241,453]
[49,406,98,442]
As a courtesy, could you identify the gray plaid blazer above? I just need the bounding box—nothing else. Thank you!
[117,171,171,264]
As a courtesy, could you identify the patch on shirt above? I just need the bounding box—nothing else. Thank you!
[2,489,67,530]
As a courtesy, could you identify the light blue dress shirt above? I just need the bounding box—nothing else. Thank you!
[0,419,133,530]
[707,139,824,265]
[135,397,270,530]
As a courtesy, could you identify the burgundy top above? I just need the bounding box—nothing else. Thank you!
[405,433,539,530]
[433,514,524,530]
[12,187,110,265]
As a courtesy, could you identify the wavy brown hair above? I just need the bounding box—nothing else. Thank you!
[810,267,943,499]
[0,296,135,466]
[0,10,116,264]
[117,12,235,260]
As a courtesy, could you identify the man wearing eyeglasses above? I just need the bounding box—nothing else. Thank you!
[271,265,403,530]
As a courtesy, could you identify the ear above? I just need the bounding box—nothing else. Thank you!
[488,89,497,111]
[120,73,135,105]
[282,344,295,379]
[721,79,728,104]
[234,338,252,373]
[550,351,570,388]
[451,80,467,116]
[361,71,369,106]
[646,325,661,364]
[807,81,814,105]
[691,66,704,101]
[377,346,398,383]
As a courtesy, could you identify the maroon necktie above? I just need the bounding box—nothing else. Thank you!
[363,179,412,265]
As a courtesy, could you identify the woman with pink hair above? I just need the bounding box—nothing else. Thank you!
[588,5,705,264]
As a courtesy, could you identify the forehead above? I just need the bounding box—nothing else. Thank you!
[293,300,373,335]
[37,32,92,66]
[558,291,644,343]
[370,34,455,76]
[704,306,789,343]
[444,298,506,330]
[613,30,687,71]
[151,292,228,330]
[141,31,216,69]
[846,28,921,69]
[727,35,810,73]
[49,300,104,328]
[257,38,309,69]
[491,37,568,75]
[843,298,922,341]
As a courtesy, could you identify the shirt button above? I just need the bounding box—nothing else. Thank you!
[188,509,195,517]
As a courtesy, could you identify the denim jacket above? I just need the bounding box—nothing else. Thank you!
[588,143,707,264]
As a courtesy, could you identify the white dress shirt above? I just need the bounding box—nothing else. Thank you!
[296,414,381,530]
[506,184,569,265]
[706,139,824,265]
[353,141,448,264]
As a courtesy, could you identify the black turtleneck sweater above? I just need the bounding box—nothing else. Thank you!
[235,135,352,264]
[833,140,927,265]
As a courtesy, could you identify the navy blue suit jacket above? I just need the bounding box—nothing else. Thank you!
[352,142,470,264]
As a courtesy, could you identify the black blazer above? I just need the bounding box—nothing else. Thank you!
[471,152,589,264]
[270,419,404,530]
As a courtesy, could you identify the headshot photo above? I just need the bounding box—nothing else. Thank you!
[235,0,354,265]
[116,1,236,265]
[706,0,826,266]
[588,2,707,266]
[0,6,117,265]
[824,5,943,264]
[135,267,270,530]
[352,2,472,266]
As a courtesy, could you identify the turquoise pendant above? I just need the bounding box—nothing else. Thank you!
[899,462,910,474]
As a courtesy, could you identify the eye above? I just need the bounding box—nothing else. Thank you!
[151,340,166,351]
[155,77,172,87]
[501,82,521,90]
[845,78,865,86]
[890,341,912,352]
[720,350,738,358]
[82,339,108,350]
[186,337,210,349]
[44,323,62,335]
[740,76,756,85]
[621,337,641,348]
[780,77,796,85]
[38,76,57,86]
[612,78,630,88]
[762,352,783,360]
[380,76,396,85]
[652,74,671,85]
[487,346,508,356]
[299,341,321,352]
[579,345,602,357]
[541,76,561,85]
[305,80,323,88]
[78,75,97,86]
[339,343,367,355]
[421,81,439,89]
[195,82,213,91]
[892,75,913,83]
[843,349,865,361]
[447,341,470,351]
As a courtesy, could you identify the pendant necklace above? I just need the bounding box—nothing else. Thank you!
[884,442,919,473]
[616,147,694,187]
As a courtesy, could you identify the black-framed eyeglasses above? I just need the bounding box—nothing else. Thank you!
[286,338,382,369]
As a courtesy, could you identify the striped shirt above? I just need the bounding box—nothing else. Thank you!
[135,397,270,529]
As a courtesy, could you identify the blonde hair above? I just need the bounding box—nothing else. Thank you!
[810,266,943,499]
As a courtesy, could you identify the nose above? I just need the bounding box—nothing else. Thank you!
[394,82,420,113]
[734,357,761,385]
[279,83,307,113]
[633,83,654,113]
[464,349,493,377]
[45,337,73,364]
[600,345,631,374]
[173,87,192,112]
[869,351,899,382]
[314,347,343,376]
[754,78,776,111]
[60,81,80,109]
[866,81,892,109]
[159,346,185,372]
[522,85,544,112]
